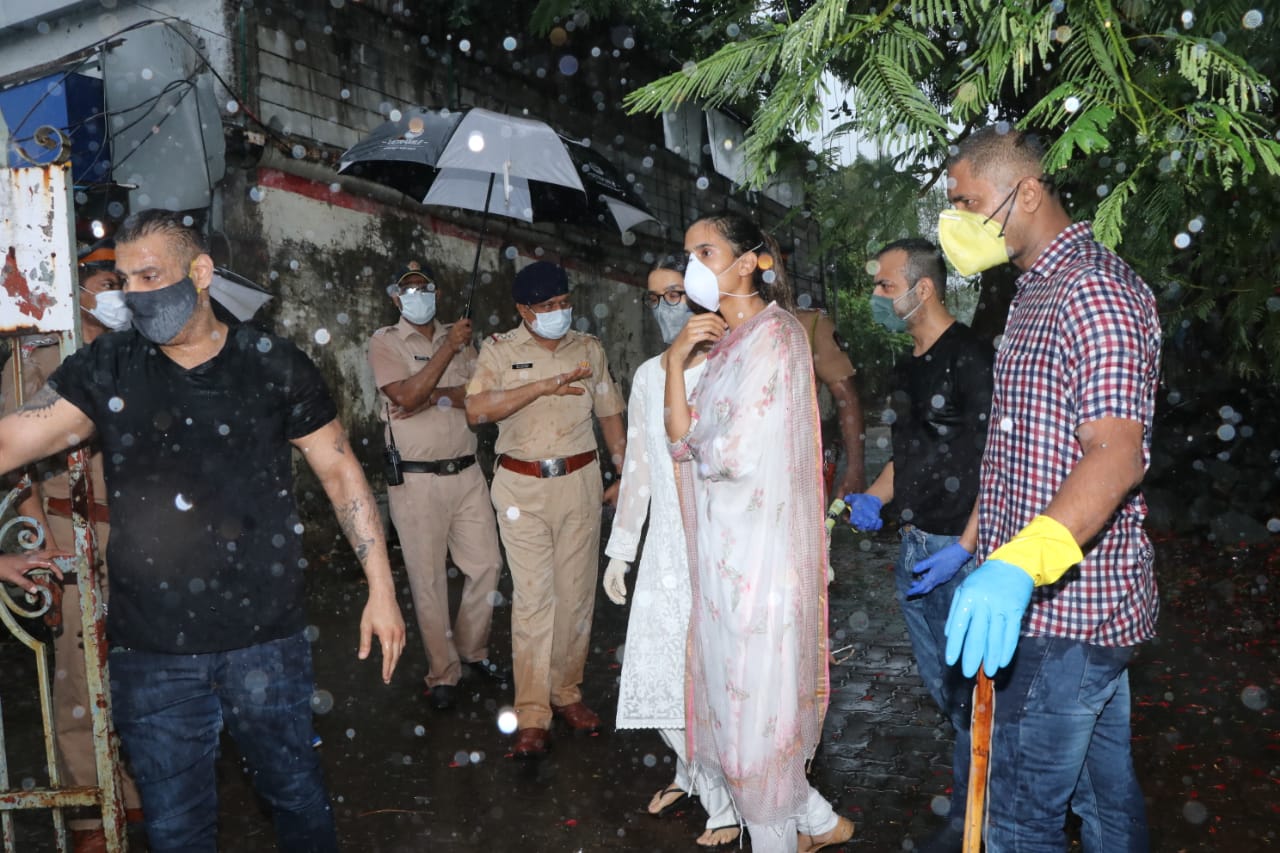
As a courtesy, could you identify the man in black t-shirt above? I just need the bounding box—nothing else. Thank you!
[0,210,405,853]
[843,238,994,853]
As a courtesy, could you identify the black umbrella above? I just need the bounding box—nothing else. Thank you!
[337,107,659,315]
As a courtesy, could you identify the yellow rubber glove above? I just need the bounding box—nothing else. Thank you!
[986,514,1083,587]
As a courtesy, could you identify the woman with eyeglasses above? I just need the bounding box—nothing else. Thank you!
[664,212,853,853]
[602,256,740,848]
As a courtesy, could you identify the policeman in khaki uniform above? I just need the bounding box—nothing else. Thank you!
[465,261,626,758]
[368,261,504,712]
[1,240,142,852]
[795,307,867,497]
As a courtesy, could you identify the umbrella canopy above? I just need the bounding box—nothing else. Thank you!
[337,107,658,235]
[210,267,272,321]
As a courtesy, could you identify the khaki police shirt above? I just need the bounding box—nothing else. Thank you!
[796,308,856,387]
[0,337,108,506]
[368,318,478,461]
[467,323,624,460]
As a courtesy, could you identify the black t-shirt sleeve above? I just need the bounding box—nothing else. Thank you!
[278,339,339,440]
[46,341,105,423]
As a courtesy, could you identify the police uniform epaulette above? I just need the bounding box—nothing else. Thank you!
[489,331,517,342]
[372,326,395,337]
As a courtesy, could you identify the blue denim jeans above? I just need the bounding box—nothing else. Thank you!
[896,526,975,827]
[986,636,1148,852]
[109,631,338,853]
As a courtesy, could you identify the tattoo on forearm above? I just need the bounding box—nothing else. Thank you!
[336,496,374,564]
[19,385,62,416]
[332,431,348,456]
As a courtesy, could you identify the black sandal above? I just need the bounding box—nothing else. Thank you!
[647,784,689,817]
[696,824,741,849]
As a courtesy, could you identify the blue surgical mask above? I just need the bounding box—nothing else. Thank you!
[653,299,692,344]
[124,277,198,344]
[399,290,436,325]
[870,285,923,333]
[530,307,572,340]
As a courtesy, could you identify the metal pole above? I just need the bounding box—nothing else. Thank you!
[462,172,494,319]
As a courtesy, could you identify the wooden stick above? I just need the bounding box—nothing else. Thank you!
[963,669,995,852]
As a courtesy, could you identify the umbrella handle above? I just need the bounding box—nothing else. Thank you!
[462,174,496,320]
[963,669,995,853]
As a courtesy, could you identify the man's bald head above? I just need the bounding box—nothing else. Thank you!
[948,126,1048,188]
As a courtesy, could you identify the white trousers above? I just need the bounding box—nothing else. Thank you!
[746,787,838,853]
[661,728,739,831]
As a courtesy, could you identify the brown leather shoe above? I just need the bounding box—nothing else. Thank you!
[511,727,549,758]
[797,815,855,852]
[551,701,601,733]
[71,829,108,853]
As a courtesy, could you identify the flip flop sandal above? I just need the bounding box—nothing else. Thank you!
[696,824,741,849]
[647,784,689,817]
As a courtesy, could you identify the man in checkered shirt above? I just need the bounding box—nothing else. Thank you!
[940,126,1161,851]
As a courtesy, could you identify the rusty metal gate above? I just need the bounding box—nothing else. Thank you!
[0,159,127,850]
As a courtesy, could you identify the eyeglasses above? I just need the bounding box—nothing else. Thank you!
[398,282,437,295]
[644,289,686,308]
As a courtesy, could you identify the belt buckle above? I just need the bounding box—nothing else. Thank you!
[538,457,567,477]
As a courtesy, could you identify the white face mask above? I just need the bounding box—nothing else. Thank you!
[530,307,572,340]
[682,244,763,312]
[87,289,132,331]
[399,290,437,325]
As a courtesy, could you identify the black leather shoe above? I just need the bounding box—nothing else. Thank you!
[465,657,512,684]
[428,684,457,710]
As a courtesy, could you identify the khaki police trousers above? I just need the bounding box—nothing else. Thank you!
[46,513,142,831]
[388,465,502,689]
[490,461,602,731]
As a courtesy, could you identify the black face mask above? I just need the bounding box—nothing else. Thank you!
[124,277,198,344]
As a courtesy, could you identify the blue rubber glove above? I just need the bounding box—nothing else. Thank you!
[845,494,883,531]
[944,559,1034,678]
[907,542,973,597]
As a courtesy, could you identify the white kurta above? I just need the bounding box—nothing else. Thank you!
[606,354,707,729]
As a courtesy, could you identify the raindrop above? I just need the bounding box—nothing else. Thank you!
[1217,424,1236,441]
[414,724,425,736]
[559,55,579,76]
[1187,216,1204,233]
[503,36,517,51]
[345,728,356,739]
[695,176,709,190]
[458,39,471,52]
[847,610,870,631]
[337,312,350,325]
[1182,800,1207,824]
[108,397,124,412]
[497,707,518,734]
[470,751,483,764]
[226,100,239,114]
[643,753,657,767]
[188,578,206,593]
[330,0,345,7]
[141,68,154,81]
[1063,96,1081,113]
[1097,184,1110,197]
[999,416,1014,432]
[930,795,949,816]
[304,624,320,642]
[1241,685,1268,710]
[453,750,470,765]
[311,690,335,714]
[1173,232,1191,249]
[294,39,306,52]
[257,337,273,353]
[681,60,698,76]
[314,329,331,345]
[1180,9,1194,29]
[944,476,961,493]
[726,23,740,37]
[248,187,264,203]
[340,88,351,99]
[1242,9,1263,29]
[505,506,520,521]
[175,493,194,511]
[217,424,231,436]
[468,131,485,152]
[291,144,306,159]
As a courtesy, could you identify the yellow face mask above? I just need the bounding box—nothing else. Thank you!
[937,185,1019,276]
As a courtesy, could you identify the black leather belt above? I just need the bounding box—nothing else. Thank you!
[400,455,476,475]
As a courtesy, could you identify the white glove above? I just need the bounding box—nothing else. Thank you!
[603,558,629,605]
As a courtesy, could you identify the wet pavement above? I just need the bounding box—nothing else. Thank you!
[3,494,1279,850]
